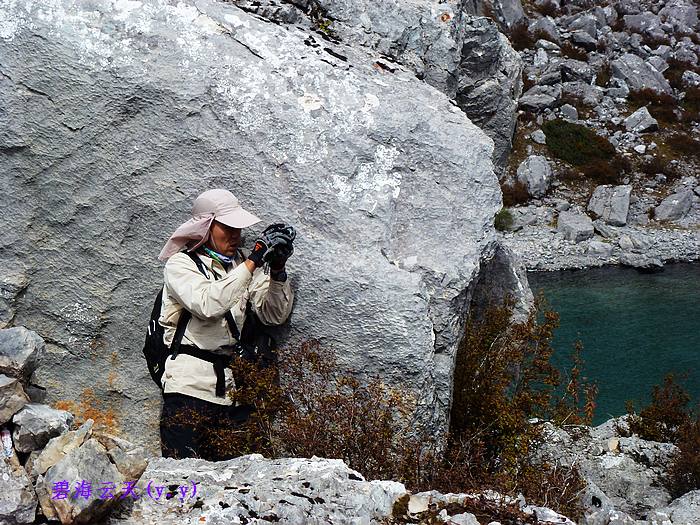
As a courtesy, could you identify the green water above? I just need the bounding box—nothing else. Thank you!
[528,263,700,425]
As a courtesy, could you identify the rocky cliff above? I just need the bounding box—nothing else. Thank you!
[0,0,527,451]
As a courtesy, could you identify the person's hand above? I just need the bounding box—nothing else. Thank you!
[246,224,296,269]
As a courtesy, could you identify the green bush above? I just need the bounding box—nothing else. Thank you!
[542,119,616,166]
[494,208,514,231]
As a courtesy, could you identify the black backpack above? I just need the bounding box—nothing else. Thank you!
[143,251,276,391]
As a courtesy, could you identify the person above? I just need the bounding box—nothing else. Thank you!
[156,188,295,461]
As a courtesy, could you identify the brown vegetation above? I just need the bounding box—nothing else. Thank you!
[54,388,119,434]
[204,294,597,520]
[624,374,700,499]
[501,180,531,206]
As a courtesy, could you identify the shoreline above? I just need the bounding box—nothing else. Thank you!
[499,224,700,272]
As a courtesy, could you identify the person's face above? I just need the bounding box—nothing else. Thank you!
[208,220,241,257]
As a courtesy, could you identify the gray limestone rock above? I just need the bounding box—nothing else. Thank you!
[93,431,149,481]
[623,107,658,133]
[623,12,665,40]
[587,240,614,257]
[0,0,510,451]
[538,419,675,518]
[557,210,594,242]
[31,419,93,479]
[0,374,30,425]
[0,455,37,524]
[36,438,125,525]
[648,55,669,73]
[561,81,605,107]
[566,14,598,38]
[653,490,700,524]
[571,29,598,50]
[587,185,632,226]
[620,253,664,271]
[560,103,579,121]
[11,403,74,453]
[654,190,694,221]
[235,0,523,178]
[531,129,547,144]
[658,0,699,33]
[529,16,562,45]
[561,59,595,83]
[682,70,700,87]
[611,53,673,94]
[516,155,553,197]
[520,85,561,111]
[0,327,45,383]
[109,455,406,524]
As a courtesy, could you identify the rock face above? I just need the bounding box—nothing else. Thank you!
[235,0,524,178]
[0,0,519,450]
[587,185,632,227]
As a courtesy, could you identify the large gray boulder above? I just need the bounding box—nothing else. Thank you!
[587,185,632,226]
[109,454,406,524]
[654,190,694,221]
[611,53,673,94]
[36,438,126,525]
[0,327,45,382]
[538,418,676,519]
[516,155,552,198]
[557,210,594,242]
[233,0,523,178]
[0,0,519,451]
[623,107,658,133]
[659,0,699,33]
[651,490,700,524]
[12,403,74,453]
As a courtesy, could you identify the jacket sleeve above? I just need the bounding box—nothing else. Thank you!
[248,270,294,326]
[164,252,253,320]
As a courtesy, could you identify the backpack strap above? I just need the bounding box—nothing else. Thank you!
[168,251,211,360]
[183,250,243,347]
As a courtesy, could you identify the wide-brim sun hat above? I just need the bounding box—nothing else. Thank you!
[158,188,261,261]
[193,188,261,228]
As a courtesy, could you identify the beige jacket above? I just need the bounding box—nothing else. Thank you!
[159,250,294,405]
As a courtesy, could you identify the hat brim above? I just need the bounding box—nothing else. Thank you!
[216,208,261,229]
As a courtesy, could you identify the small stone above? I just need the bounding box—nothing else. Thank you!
[634,144,647,154]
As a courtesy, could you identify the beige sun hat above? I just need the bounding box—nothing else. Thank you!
[158,189,261,261]
[193,188,261,228]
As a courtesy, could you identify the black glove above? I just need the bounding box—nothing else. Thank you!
[264,224,296,270]
[247,224,296,269]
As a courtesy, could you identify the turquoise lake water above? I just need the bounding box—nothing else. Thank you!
[528,263,700,425]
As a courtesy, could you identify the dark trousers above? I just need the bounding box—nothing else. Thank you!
[160,393,253,461]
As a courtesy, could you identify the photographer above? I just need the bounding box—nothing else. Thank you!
[156,188,294,460]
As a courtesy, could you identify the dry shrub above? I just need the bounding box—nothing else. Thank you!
[640,155,684,181]
[666,414,700,498]
[626,373,692,443]
[641,33,672,48]
[666,132,700,160]
[508,20,535,51]
[206,294,595,521]
[560,41,588,61]
[625,374,700,498]
[580,156,630,185]
[681,86,700,121]
[501,180,530,206]
[535,0,559,17]
[595,61,612,87]
[628,88,679,125]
